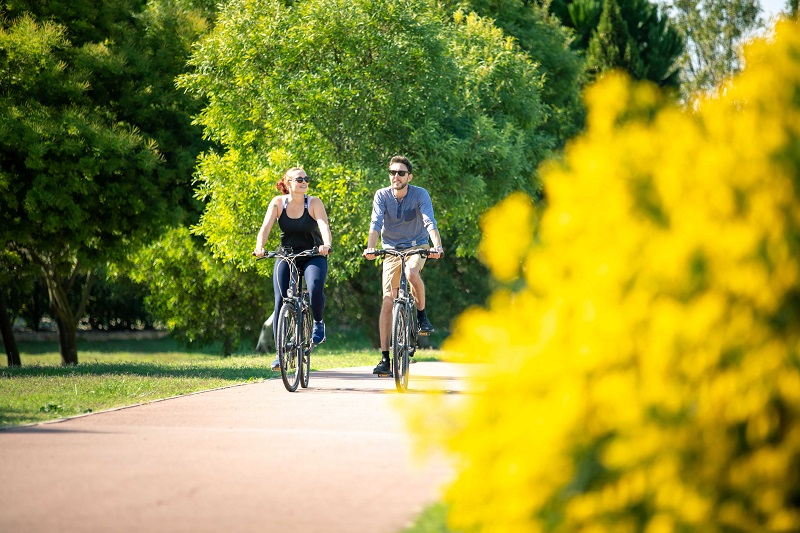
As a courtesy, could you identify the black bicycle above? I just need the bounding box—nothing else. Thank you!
[368,248,431,392]
[256,247,319,392]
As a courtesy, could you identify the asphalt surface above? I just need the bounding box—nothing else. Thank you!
[0,362,474,533]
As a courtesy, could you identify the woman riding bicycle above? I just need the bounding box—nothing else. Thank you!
[254,167,333,370]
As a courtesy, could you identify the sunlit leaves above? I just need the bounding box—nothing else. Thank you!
[178,0,555,273]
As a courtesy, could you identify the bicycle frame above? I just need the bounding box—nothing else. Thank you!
[375,248,430,392]
[258,247,319,392]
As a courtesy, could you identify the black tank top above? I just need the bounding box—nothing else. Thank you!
[278,195,323,253]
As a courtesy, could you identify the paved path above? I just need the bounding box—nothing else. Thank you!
[0,362,474,533]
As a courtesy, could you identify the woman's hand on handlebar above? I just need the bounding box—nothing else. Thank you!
[253,247,266,258]
[318,244,332,256]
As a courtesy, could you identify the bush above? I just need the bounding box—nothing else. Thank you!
[419,19,800,532]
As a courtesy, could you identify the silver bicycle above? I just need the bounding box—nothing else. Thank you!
[257,247,319,392]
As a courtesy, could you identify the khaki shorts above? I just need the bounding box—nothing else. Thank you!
[382,245,429,297]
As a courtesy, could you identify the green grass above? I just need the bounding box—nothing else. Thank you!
[401,503,456,533]
[1,330,443,428]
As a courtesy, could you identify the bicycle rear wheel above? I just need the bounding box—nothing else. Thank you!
[301,306,312,389]
[277,303,301,392]
[392,302,410,392]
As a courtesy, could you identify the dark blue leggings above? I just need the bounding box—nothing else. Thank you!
[273,256,328,328]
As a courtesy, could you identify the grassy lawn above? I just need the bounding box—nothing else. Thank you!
[0,329,443,428]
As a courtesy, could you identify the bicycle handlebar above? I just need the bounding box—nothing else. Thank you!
[253,247,322,260]
[363,248,431,259]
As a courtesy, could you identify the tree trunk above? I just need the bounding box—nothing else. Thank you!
[223,334,233,357]
[31,280,44,332]
[44,268,93,366]
[0,291,21,367]
[55,315,78,366]
[16,248,94,366]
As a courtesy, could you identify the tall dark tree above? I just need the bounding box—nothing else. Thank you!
[549,0,684,88]
[586,0,642,79]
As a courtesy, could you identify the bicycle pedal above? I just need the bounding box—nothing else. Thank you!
[418,330,432,336]
[375,373,393,378]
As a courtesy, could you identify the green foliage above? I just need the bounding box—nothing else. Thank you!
[549,0,684,88]
[586,0,642,79]
[178,0,554,274]
[0,1,213,363]
[130,227,270,356]
[440,0,584,145]
[85,266,154,330]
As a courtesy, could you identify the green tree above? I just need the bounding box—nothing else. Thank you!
[1,2,209,364]
[549,0,684,88]
[440,0,584,145]
[179,0,554,272]
[0,15,164,364]
[586,0,643,79]
[131,227,269,356]
[670,0,763,98]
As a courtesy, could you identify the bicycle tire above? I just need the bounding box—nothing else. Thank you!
[277,303,301,392]
[392,302,410,392]
[301,306,312,388]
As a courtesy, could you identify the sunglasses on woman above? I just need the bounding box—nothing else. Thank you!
[292,176,310,183]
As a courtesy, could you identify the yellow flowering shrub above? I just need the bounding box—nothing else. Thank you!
[422,18,800,533]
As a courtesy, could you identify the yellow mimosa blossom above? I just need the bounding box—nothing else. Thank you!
[413,18,800,533]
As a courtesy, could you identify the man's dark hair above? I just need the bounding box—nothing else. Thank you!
[390,155,412,174]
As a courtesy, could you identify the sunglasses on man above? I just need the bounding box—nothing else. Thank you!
[389,170,408,177]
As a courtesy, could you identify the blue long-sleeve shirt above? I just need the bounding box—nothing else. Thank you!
[369,185,438,249]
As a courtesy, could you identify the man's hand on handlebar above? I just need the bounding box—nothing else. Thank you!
[428,246,444,260]
[362,247,379,260]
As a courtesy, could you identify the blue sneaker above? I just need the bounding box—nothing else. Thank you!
[312,320,326,345]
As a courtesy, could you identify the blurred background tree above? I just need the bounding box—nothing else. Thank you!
[668,0,764,98]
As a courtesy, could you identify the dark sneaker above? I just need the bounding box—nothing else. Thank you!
[418,315,434,334]
[312,320,326,345]
[373,359,392,376]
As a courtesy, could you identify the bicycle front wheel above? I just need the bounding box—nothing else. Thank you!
[392,302,410,392]
[277,303,301,392]
[301,306,312,389]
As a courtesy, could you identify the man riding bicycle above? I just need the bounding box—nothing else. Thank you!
[363,155,443,376]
